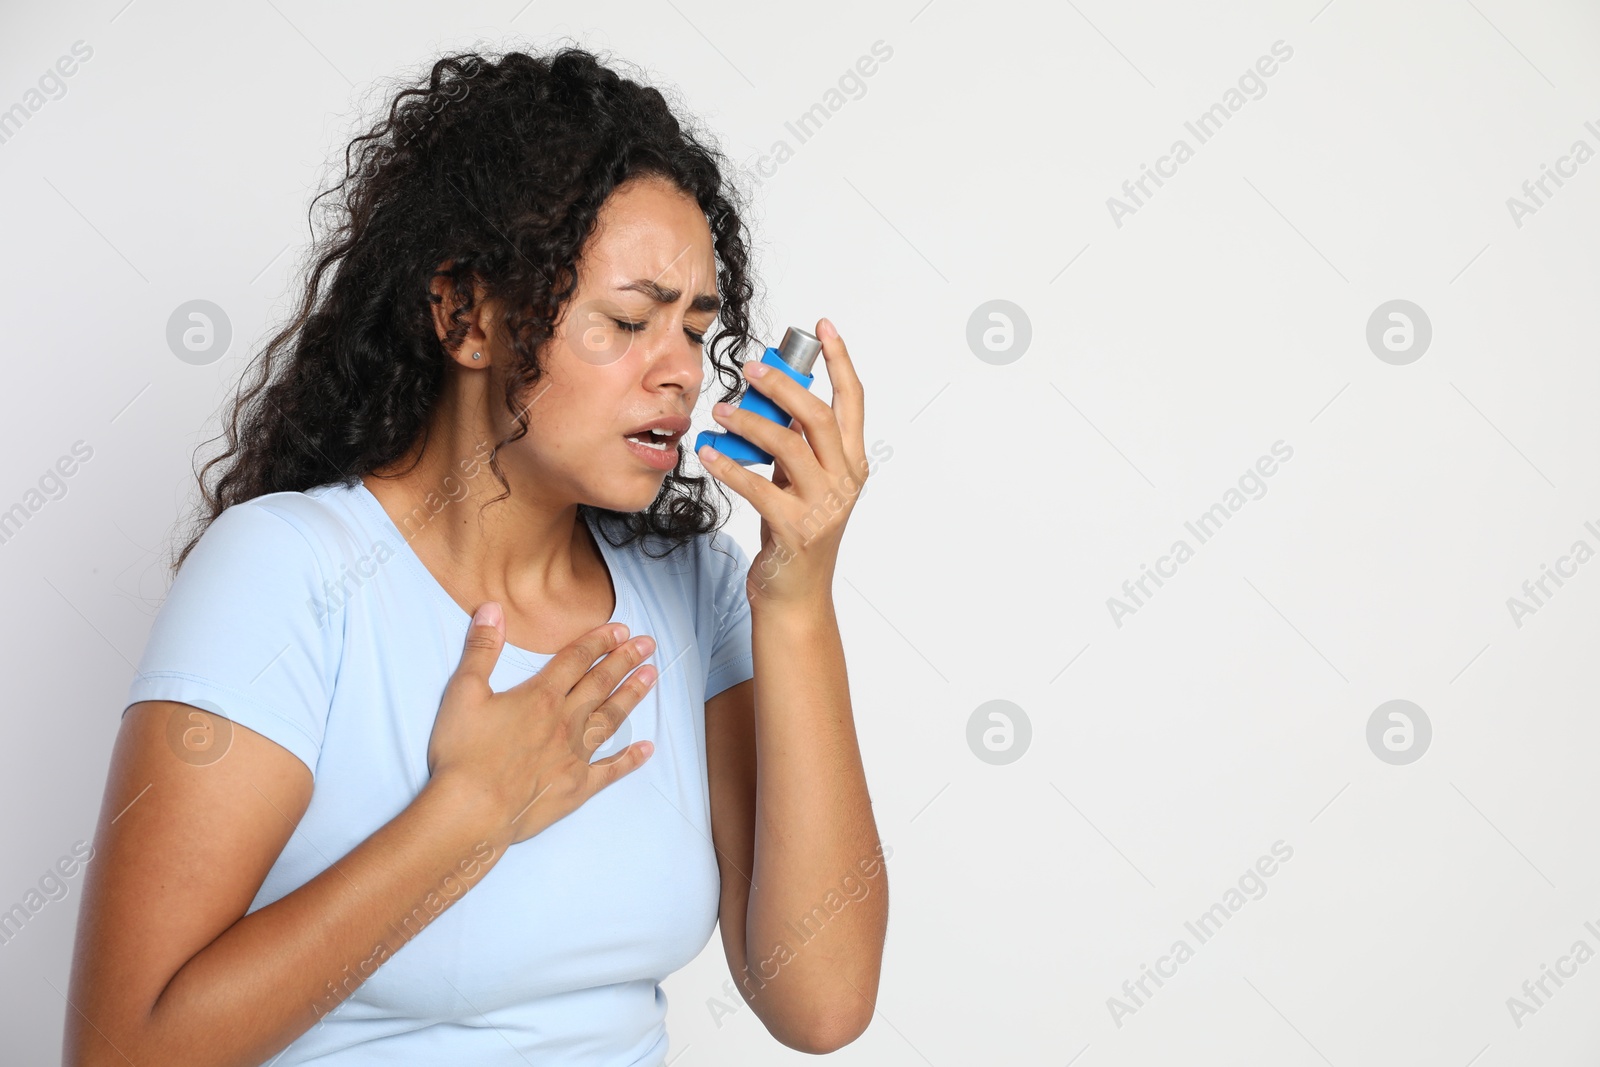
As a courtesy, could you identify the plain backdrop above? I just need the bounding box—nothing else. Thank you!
[4,0,1600,1063]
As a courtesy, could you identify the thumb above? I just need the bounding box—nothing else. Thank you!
[453,601,506,684]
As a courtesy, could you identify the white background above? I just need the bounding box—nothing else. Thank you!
[2,0,1599,1063]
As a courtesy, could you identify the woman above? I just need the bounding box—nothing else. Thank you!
[65,45,886,1066]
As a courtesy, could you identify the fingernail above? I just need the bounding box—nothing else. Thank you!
[473,602,502,628]
[713,401,733,418]
[698,444,719,462]
[819,318,837,338]
[637,665,658,686]
[745,361,768,377]
[632,635,655,655]
[612,623,630,641]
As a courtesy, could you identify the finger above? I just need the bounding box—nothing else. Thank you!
[448,601,507,695]
[816,318,866,466]
[567,634,656,712]
[586,738,655,791]
[580,662,658,753]
[709,401,826,494]
[741,361,848,473]
[516,621,629,697]
[697,442,789,514]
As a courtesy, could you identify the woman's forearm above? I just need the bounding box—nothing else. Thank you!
[77,778,508,1067]
[742,593,888,1044]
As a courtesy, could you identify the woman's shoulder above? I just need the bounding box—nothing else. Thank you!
[191,480,382,581]
[243,479,370,542]
[134,483,370,776]
[602,523,752,663]
[598,517,749,593]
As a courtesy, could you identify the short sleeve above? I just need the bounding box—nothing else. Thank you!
[702,530,754,701]
[124,501,342,776]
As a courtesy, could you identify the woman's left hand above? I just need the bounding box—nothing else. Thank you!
[697,317,868,608]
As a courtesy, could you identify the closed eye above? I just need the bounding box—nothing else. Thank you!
[612,317,707,346]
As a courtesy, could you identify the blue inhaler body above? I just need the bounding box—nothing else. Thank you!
[694,326,823,466]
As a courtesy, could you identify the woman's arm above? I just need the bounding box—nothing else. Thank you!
[707,600,887,1052]
[699,317,888,1051]
[64,700,510,1067]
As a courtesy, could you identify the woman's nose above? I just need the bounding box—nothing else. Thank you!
[647,334,705,394]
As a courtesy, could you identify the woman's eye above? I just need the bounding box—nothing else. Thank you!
[609,317,705,345]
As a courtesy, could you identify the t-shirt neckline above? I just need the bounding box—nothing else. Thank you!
[345,477,634,667]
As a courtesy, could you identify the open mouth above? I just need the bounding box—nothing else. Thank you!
[624,427,682,451]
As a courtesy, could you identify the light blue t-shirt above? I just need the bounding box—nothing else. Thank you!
[123,479,755,1066]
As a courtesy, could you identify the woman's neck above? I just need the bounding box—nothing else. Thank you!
[361,426,603,619]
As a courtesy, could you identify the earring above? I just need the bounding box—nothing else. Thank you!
[472,351,481,360]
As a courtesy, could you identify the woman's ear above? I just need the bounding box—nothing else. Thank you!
[428,263,492,366]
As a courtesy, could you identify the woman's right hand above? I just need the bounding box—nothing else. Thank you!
[426,602,658,847]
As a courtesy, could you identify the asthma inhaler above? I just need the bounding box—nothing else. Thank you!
[694,326,822,466]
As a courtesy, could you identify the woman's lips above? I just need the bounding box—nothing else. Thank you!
[623,430,681,470]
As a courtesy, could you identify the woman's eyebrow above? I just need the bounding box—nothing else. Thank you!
[616,278,721,313]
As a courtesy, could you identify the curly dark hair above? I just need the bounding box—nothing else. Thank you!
[173,43,761,573]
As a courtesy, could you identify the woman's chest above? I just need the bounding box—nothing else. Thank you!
[345,766,724,1020]
[262,578,722,1016]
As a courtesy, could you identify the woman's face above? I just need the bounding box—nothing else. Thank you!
[497,176,719,514]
